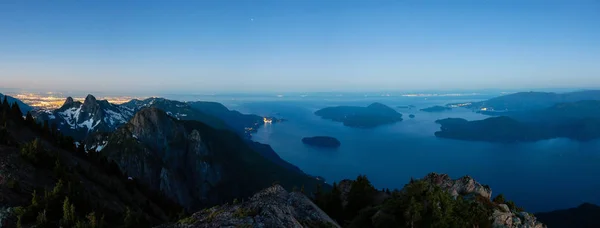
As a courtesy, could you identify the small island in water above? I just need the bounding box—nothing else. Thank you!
[314,102,403,128]
[397,105,416,109]
[420,105,452,112]
[302,136,341,148]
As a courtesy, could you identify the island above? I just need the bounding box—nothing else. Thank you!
[452,90,600,112]
[314,102,403,128]
[420,105,451,112]
[434,101,600,142]
[302,136,341,148]
[397,105,416,109]
[409,114,415,118]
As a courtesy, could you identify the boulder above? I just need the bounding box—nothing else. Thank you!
[159,185,340,228]
[422,173,492,199]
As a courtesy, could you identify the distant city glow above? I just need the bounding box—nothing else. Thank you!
[7,93,143,110]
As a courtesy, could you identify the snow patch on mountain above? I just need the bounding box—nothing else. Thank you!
[78,118,95,131]
[105,109,127,126]
[95,141,107,152]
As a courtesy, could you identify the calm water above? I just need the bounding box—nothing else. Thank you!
[216,95,600,213]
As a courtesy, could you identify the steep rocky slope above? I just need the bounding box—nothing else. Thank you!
[159,185,340,228]
[101,108,326,211]
[0,100,182,227]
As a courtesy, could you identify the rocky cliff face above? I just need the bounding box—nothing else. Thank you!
[159,185,340,228]
[101,108,222,210]
[102,108,325,211]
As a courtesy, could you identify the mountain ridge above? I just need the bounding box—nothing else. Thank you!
[100,107,326,211]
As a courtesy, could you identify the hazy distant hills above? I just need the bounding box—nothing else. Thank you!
[436,97,600,142]
[120,98,232,132]
[315,102,403,128]
[187,101,264,135]
[0,93,33,114]
[462,90,600,112]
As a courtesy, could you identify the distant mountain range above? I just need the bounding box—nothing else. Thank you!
[34,95,133,139]
[459,90,600,112]
[33,95,266,141]
[30,94,303,176]
[437,92,600,142]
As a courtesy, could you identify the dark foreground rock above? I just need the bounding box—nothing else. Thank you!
[159,185,340,228]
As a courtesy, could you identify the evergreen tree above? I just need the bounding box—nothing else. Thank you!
[42,120,50,138]
[31,190,39,207]
[36,209,47,226]
[345,175,376,220]
[1,96,9,110]
[86,212,97,228]
[124,207,137,227]
[25,111,35,126]
[62,197,73,226]
[11,102,23,118]
[404,196,422,228]
[493,194,506,204]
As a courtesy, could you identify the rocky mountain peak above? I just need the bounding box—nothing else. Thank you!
[423,172,492,199]
[83,94,98,107]
[130,107,175,129]
[63,96,75,106]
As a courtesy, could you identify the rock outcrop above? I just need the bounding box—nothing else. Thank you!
[336,173,545,228]
[492,205,545,228]
[159,185,340,228]
[422,173,492,199]
[422,173,545,228]
[102,108,223,210]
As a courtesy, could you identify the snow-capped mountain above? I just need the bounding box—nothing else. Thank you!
[35,94,134,140]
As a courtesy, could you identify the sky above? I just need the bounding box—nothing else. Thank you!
[1,0,599,94]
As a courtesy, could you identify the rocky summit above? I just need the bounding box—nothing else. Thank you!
[159,185,340,228]
[422,173,492,199]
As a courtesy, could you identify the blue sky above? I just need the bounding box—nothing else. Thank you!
[1,0,599,94]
